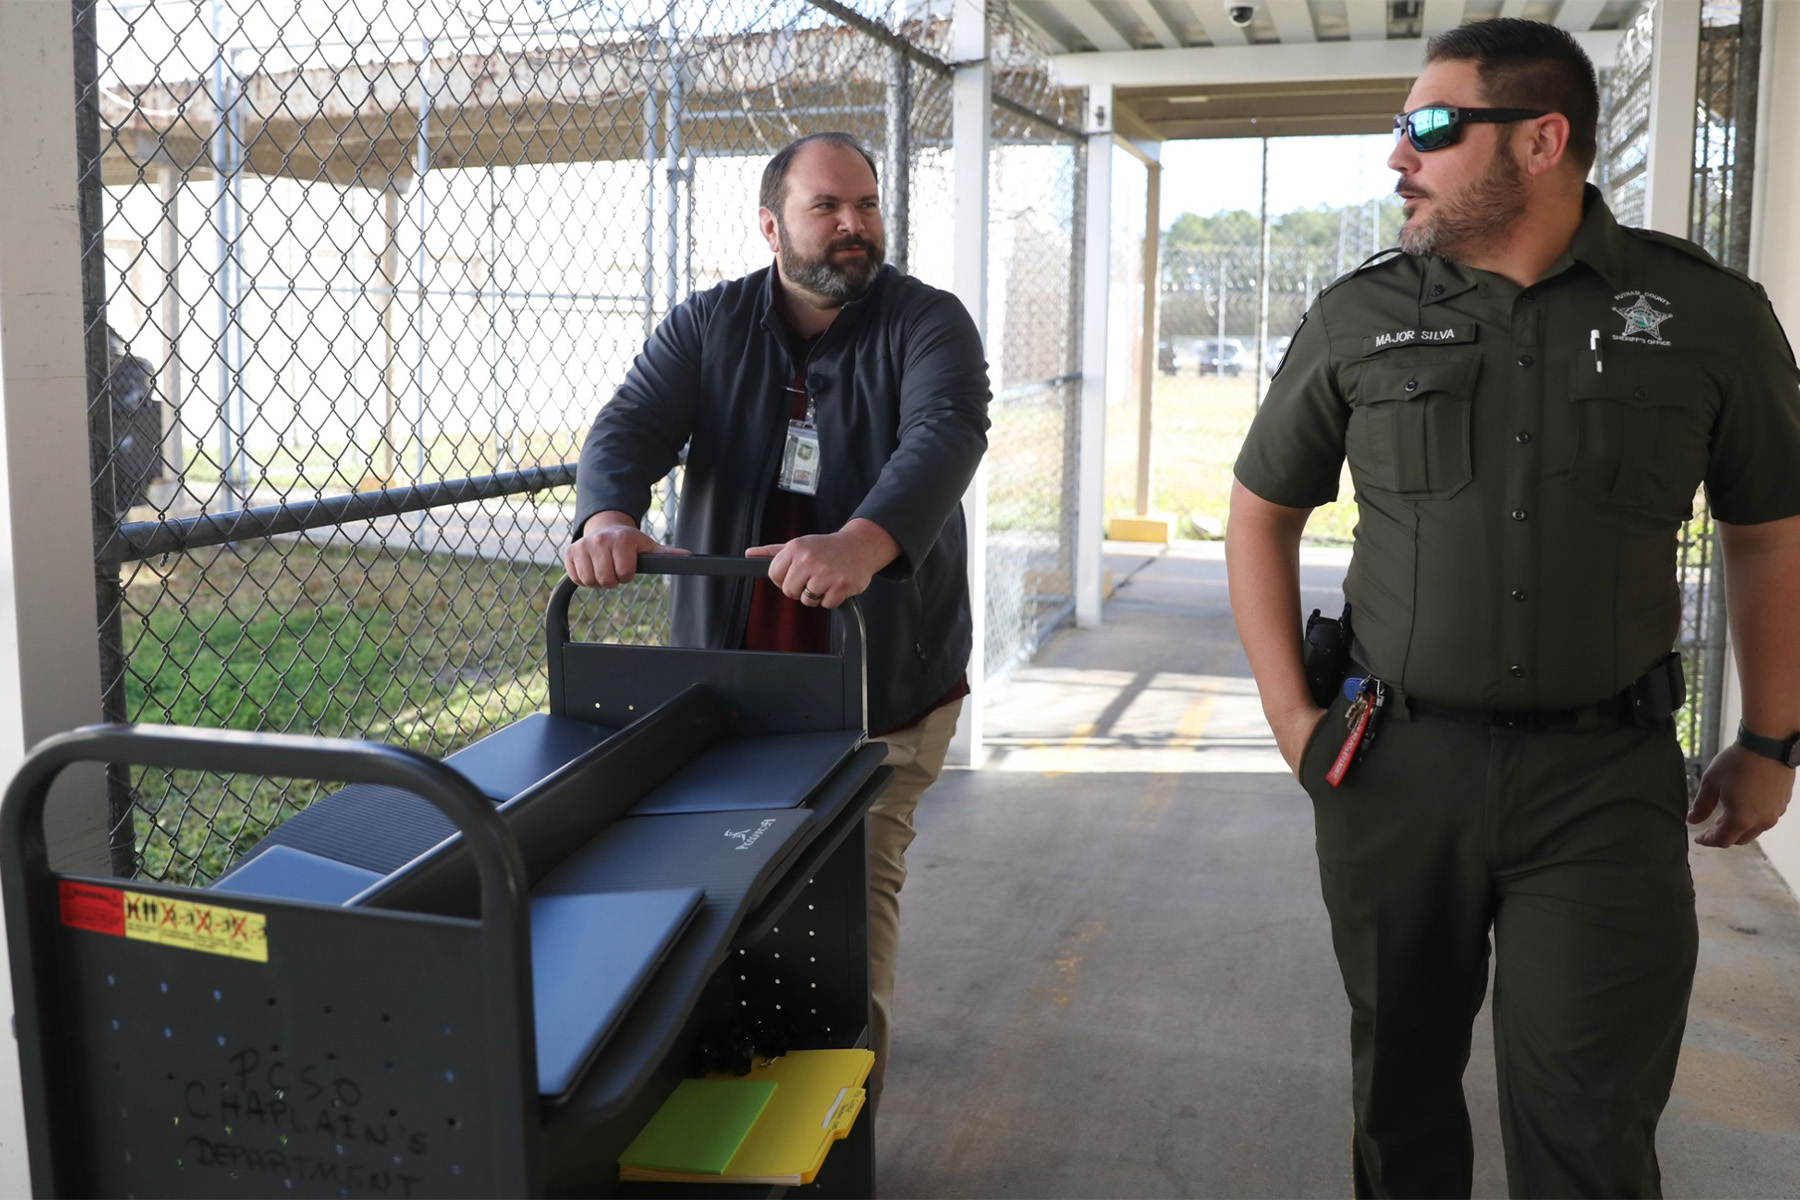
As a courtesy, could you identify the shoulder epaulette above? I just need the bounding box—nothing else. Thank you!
[1317,246,1406,300]
[1622,226,1762,294]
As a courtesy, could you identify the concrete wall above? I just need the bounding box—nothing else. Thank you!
[1741,0,1800,901]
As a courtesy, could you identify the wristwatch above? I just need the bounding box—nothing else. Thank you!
[1736,721,1800,768]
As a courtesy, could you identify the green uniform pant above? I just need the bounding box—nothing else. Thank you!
[1297,695,1698,1199]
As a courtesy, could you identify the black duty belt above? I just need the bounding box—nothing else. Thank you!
[1402,652,1686,732]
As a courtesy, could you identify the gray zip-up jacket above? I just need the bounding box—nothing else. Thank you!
[574,263,991,734]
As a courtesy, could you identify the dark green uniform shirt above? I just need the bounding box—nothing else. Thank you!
[1237,186,1800,710]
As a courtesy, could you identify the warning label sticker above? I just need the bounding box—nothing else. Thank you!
[59,881,269,963]
[58,881,126,936]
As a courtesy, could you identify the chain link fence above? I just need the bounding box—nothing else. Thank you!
[82,0,1083,883]
[980,4,1081,680]
[1155,187,1406,401]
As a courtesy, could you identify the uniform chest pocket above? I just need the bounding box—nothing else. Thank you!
[1566,355,1714,524]
[1345,356,1478,499]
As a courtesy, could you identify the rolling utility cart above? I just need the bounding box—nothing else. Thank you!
[1,557,886,1198]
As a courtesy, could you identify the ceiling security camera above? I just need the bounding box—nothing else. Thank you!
[1226,3,1255,27]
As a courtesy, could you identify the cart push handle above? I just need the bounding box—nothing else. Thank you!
[548,553,868,665]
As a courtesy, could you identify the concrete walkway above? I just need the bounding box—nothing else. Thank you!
[879,542,1800,1198]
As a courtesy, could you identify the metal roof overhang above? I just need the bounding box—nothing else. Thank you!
[1033,5,1631,142]
[94,22,996,189]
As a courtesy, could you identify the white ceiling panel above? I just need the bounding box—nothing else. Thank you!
[1057,2,1134,51]
[1120,0,1185,49]
[1264,0,1318,43]
[1344,0,1389,41]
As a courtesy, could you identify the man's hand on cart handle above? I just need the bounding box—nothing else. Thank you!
[567,511,688,588]
[749,518,899,609]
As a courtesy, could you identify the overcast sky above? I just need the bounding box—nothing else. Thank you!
[1158,134,1401,226]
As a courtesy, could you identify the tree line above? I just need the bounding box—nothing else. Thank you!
[1159,196,1406,340]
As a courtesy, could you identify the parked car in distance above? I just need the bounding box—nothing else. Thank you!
[1158,340,1178,376]
[1195,338,1246,377]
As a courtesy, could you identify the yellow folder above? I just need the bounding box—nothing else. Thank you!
[619,1048,873,1186]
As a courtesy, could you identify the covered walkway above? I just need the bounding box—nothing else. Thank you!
[881,543,1800,1198]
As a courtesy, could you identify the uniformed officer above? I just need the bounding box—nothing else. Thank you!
[1225,18,1800,1199]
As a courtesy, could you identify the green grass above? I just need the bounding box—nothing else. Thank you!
[1105,370,1359,542]
[122,539,669,884]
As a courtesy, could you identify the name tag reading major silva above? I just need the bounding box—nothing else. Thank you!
[779,420,821,495]
[1360,325,1477,355]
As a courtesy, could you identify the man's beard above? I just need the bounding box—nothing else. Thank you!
[1397,139,1529,260]
[777,220,885,304]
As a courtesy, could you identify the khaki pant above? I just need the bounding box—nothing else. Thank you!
[865,697,962,1112]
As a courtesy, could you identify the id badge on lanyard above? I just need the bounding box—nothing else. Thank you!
[778,382,821,496]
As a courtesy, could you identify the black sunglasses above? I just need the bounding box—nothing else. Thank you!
[1393,106,1552,152]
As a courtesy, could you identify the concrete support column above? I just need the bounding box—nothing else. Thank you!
[1076,87,1113,629]
[1642,0,1702,236]
[0,0,117,1189]
[0,10,112,868]
[948,0,989,767]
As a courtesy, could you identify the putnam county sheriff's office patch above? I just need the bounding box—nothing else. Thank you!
[1612,291,1673,345]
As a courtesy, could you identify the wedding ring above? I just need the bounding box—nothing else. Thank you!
[802,588,824,602]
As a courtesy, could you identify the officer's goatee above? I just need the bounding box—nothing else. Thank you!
[1397,142,1529,260]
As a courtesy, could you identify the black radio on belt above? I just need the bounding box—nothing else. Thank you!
[1303,604,1352,710]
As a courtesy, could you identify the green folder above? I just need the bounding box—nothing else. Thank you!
[617,1078,779,1175]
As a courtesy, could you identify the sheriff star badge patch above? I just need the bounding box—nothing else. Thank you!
[1612,291,1674,345]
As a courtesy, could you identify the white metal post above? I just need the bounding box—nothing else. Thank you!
[1642,0,1702,236]
[1134,160,1160,517]
[0,1,117,1188]
[947,0,989,768]
[1076,87,1113,629]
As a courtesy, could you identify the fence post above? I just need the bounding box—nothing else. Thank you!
[1076,86,1112,630]
[884,47,912,274]
[157,166,184,496]
[1254,137,1270,402]
[949,0,989,766]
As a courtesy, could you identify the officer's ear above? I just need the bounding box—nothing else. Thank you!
[758,206,782,255]
[1519,112,1572,179]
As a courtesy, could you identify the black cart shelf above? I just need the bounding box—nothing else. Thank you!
[2,558,885,1198]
